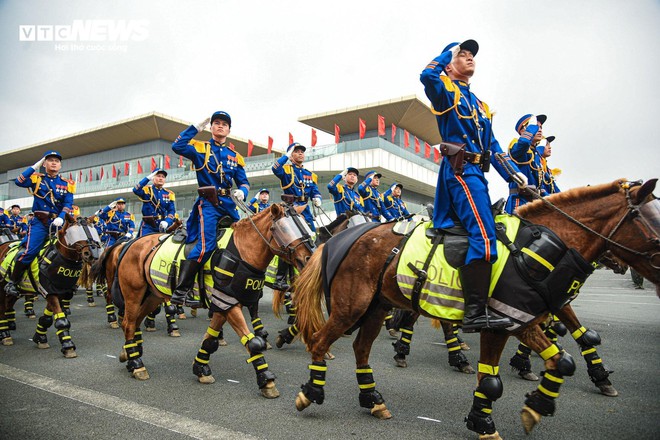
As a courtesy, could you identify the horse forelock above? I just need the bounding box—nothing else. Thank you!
[516,179,625,217]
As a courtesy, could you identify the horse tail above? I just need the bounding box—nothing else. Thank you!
[430,318,442,329]
[89,248,110,286]
[272,289,285,318]
[292,245,326,348]
[78,263,93,289]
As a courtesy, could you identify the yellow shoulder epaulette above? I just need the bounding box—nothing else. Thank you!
[30,173,44,183]
[235,152,245,167]
[67,180,76,194]
[283,164,293,173]
[190,140,208,154]
[130,214,135,221]
[310,172,318,184]
[167,189,176,201]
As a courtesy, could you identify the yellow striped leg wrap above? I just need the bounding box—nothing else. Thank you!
[134,330,143,345]
[356,367,376,390]
[473,391,493,414]
[571,326,588,340]
[6,310,15,324]
[241,332,255,346]
[44,308,54,317]
[446,336,461,352]
[124,341,140,358]
[309,362,327,386]
[195,349,210,364]
[54,312,66,320]
[538,370,563,398]
[0,320,8,331]
[206,327,220,338]
[478,363,500,376]
[105,304,115,315]
[251,318,264,331]
[288,325,299,336]
[539,344,560,361]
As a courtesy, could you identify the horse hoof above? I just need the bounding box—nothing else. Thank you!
[261,381,280,399]
[169,330,181,338]
[521,405,542,434]
[599,384,619,397]
[324,352,335,360]
[190,308,197,318]
[295,391,311,411]
[519,371,539,381]
[198,375,215,384]
[145,327,157,332]
[109,321,119,329]
[2,337,13,346]
[28,315,36,320]
[394,355,407,368]
[460,342,471,351]
[275,336,285,349]
[88,302,96,307]
[63,349,78,359]
[132,367,150,380]
[370,403,392,420]
[265,341,272,350]
[178,314,186,320]
[119,349,127,363]
[479,431,502,440]
[460,364,475,374]
[37,342,50,349]
[218,338,228,347]
[388,329,399,339]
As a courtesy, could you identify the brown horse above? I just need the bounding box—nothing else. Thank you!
[0,215,101,356]
[292,179,660,439]
[90,203,315,398]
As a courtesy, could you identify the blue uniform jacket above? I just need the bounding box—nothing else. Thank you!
[248,199,271,213]
[382,188,411,221]
[15,168,74,219]
[328,173,365,216]
[0,214,10,228]
[100,208,135,236]
[272,156,321,230]
[9,215,27,235]
[133,178,176,226]
[357,177,386,221]
[505,137,545,213]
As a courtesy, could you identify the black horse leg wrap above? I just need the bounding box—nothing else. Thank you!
[572,326,601,346]
[54,313,75,352]
[33,310,54,344]
[134,329,144,356]
[6,309,16,330]
[446,333,468,368]
[392,326,413,356]
[279,324,298,345]
[525,369,563,416]
[164,304,178,333]
[0,319,10,340]
[466,373,503,434]
[510,343,533,373]
[193,335,219,377]
[356,365,385,408]
[251,317,269,340]
[123,338,144,372]
[284,294,297,325]
[581,345,611,385]
[302,361,327,404]
[105,304,117,323]
[245,337,275,389]
[452,324,465,345]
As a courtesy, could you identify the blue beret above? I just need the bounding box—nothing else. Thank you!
[44,150,62,160]
[211,111,231,127]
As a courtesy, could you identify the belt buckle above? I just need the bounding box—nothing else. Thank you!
[472,153,481,164]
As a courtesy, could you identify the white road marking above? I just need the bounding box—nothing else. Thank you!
[226,379,240,383]
[105,354,117,359]
[574,299,659,306]
[0,363,259,440]
[417,416,442,423]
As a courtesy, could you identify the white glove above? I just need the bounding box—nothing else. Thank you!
[195,117,211,132]
[340,168,349,178]
[159,221,169,232]
[147,169,160,180]
[528,115,538,127]
[514,172,528,186]
[232,189,245,202]
[390,184,397,192]
[313,197,322,208]
[108,201,118,210]
[32,156,46,170]
[124,232,133,239]
[449,44,461,62]
[95,209,103,216]
[52,217,64,227]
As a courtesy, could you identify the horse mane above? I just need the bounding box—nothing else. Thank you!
[516,179,624,217]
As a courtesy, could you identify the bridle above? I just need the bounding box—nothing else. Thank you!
[53,218,103,263]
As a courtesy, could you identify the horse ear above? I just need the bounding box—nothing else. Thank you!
[270,203,282,218]
[634,178,658,205]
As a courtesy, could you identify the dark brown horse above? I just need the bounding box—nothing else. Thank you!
[292,179,659,439]
[0,215,101,356]
[90,203,315,398]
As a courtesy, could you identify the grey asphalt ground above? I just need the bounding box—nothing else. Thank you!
[1,269,658,440]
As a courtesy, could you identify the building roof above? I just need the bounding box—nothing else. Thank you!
[297,95,443,145]
[0,112,267,172]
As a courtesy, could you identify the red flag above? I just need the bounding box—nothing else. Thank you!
[78,170,82,182]
[377,115,385,136]
[137,161,143,174]
[404,129,410,148]
[414,136,420,154]
[434,147,440,164]
[247,139,254,157]
[112,165,117,178]
[178,156,183,167]
[334,124,340,144]
[124,162,129,175]
[289,132,294,145]
[311,129,317,147]
[424,142,431,158]
[267,136,273,154]
[88,169,92,181]
[391,123,397,143]
[68,172,72,181]
[151,157,157,171]
[164,155,171,169]
[358,118,366,139]
[101,167,105,180]
[229,142,236,151]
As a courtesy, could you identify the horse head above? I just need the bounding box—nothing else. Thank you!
[58,214,103,264]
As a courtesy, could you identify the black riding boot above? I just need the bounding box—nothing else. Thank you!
[170,260,201,307]
[272,259,291,291]
[459,260,513,333]
[4,261,30,298]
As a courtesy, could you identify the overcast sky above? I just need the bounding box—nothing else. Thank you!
[1,0,658,200]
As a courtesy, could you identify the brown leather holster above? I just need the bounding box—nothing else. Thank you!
[440,142,467,175]
[142,216,157,227]
[197,186,219,207]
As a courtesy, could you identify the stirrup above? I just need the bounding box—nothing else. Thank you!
[4,282,19,298]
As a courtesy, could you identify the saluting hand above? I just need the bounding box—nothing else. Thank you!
[195,117,211,132]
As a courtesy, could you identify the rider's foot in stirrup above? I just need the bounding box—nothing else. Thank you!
[4,282,19,298]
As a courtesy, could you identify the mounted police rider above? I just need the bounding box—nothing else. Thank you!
[271,142,322,291]
[382,182,411,221]
[8,205,27,237]
[421,39,526,332]
[0,208,10,229]
[505,114,547,213]
[4,150,75,297]
[171,111,250,307]
[328,167,366,216]
[248,188,271,214]
[357,171,386,222]
[538,136,560,195]
[98,198,135,246]
[133,168,176,236]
